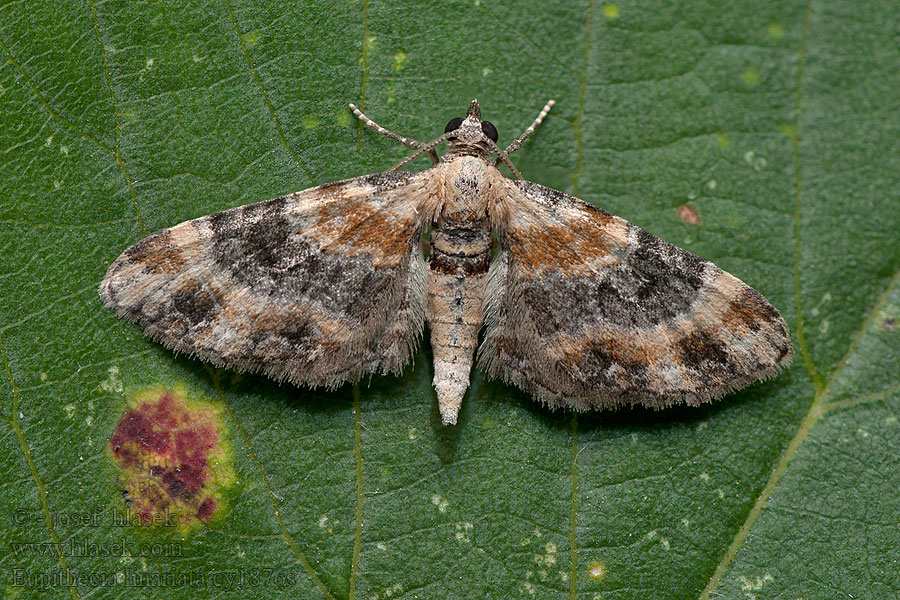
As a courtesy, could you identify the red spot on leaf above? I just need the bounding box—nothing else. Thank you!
[196,497,218,522]
[109,388,229,527]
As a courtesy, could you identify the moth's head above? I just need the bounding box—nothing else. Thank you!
[443,99,499,157]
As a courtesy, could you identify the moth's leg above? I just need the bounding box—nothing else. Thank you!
[349,103,440,165]
[499,99,555,157]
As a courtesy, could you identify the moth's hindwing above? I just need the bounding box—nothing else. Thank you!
[481,180,794,411]
[99,171,429,388]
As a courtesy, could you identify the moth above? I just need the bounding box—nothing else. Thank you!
[100,100,793,425]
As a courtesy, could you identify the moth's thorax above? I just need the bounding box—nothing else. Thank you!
[433,154,501,222]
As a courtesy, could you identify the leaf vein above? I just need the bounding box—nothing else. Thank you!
[224,0,314,183]
[0,330,81,600]
[212,376,337,600]
[88,0,146,236]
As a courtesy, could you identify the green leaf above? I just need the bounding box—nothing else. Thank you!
[1,0,898,598]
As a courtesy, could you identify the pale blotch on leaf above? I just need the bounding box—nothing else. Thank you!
[376,582,403,600]
[742,67,761,87]
[588,561,606,580]
[482,67,491,78]
[318,515,332,532]
[100,365,124,394]
[534,541,558,566]
[431,494,449,512]
[744,151,767,171]
[64,403,76,419]
[455,521,474,543]
[336,109,351,128]
[707,179,717,191]
[302,115,319,130]
[699,472,710,482]
[810,292,831,318]
[393,51,407,72]
[716,132,730,149]
[145,58,154,69]
[603,3,620,20]
[739,573,774,595]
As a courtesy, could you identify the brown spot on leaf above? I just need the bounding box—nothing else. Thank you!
[677,204,701,225]
[109,388,233,527]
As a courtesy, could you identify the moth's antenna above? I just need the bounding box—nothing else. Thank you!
[483,137,523,180]
[501,99,555,157]
[349,103,440,166]
[389,132,453,171]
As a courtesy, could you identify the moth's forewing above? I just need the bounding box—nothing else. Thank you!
[480,179,793,411]
[100,171,429,387]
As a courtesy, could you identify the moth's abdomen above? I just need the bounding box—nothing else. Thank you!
[427,220,491,425]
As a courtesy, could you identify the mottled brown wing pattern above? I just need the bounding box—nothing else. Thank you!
[481,180,794,411]
[100,171,430,388]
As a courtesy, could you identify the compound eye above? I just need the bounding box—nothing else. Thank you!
[480,120,498,142]
[444,117,464,133]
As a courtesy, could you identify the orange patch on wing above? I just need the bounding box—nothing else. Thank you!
[310,191,419,267]
[508,210,615,275]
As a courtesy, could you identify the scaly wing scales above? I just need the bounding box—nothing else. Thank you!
[482,180,794,411]
[100,171,429,388]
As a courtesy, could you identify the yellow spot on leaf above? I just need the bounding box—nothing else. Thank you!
[393,51,407,71]
[588,561,606,579]
[778,122,798,141]
[242,29,261,47]
[742,67,761,87]
[716,132,730,149]
[603,3,620,19]
[766,21,785,40]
